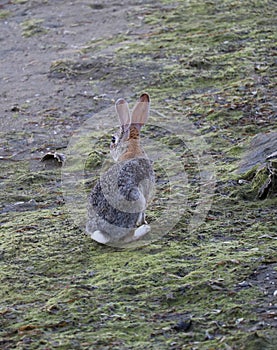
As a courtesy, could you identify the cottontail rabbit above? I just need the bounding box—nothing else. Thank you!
[86,93,155,244]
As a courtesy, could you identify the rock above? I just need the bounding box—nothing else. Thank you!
[238,132,277,200]
[239,132,277,174]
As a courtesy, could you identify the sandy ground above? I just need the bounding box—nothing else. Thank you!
[0,0,144,159]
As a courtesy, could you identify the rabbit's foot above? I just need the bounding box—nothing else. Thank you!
[134,224,151,238]
[136,212,148,226]
[90,230,110,244]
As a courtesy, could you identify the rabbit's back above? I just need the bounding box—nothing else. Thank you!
[117,157,155,203]
[87,157,154,240]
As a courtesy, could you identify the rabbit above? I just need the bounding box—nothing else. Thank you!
[86,93,155,244]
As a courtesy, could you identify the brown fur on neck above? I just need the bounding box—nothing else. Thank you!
[119,125,144,161]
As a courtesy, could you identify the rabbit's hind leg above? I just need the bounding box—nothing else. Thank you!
[136,212,148,226]
[134,224,151,238]
[89,230,110,244]
[122,224,151,243]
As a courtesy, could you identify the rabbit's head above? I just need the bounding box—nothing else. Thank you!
[110,93,150,162]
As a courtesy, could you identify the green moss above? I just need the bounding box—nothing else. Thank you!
[14,0,29,3]
[81,34,129,55]
[0,11,11,19]
[21,19,48,37]
[85,150,105,170]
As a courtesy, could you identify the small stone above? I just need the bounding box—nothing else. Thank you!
[173,319,192,332]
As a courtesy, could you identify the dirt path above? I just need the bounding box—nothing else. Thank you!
[0,0,142,159]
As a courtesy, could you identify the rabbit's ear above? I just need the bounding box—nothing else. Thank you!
[115,98,131,127]
[131,93,150,125]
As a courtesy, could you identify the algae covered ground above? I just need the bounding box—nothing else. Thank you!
[0,0,276,349]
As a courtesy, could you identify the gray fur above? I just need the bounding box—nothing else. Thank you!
[86,93,154,244]
[86,157,155,243]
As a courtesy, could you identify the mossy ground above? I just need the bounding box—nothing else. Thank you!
[1,0,276,349]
